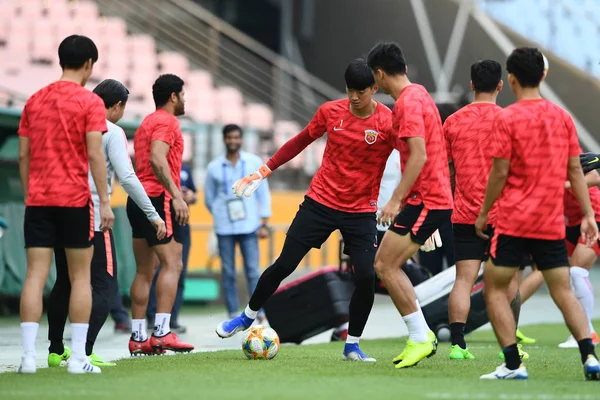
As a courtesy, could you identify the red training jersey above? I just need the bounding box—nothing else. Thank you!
[492,99,580,240]
[134,109,184,198]
[563,186,600,227]
[18,81,107,207]
[444,103,502,224]
[392,84,453,210]
[305,99,396,213]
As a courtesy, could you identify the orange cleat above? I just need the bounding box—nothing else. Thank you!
[129,337,164,356]
[150,332,194,353]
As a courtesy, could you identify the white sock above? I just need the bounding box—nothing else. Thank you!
[346,335,360,344]
[21,322,39,359]
[403,311,429,342]
[336,322,349,332]
[244,305,258,320]
[71,323,89,361]
[154,313,171,336]
[570,266,595,329]
[132,319,148,341]
[415,299,431,332]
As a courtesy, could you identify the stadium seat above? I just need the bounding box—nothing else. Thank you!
[187,70,214,91]
[71,0,100,20]
[32,18,55,41]
[128,34,157,57]
[46,0,71,21]
[187,91,218,124]
[130,52,158,76]
[244,103,274,131]
[19,0,44,22]
[218,105,245,126]
[8,17,31,43]
[158,51,190,80]
[103,17,128,39]
[216,86,244,110]
[128,72,156,100]
[31,35,55,63]
[55,18,78,45]
[4,38,30,71]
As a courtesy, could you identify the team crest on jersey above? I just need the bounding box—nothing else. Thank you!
[364,130,378,145]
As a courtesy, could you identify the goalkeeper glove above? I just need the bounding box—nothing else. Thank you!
[232,165,272,197]
[580,152,600,174]
[420,230,442,252]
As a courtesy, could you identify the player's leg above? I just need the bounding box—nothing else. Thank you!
[448,224,487,359]
[216,197,334,338]
[171,227,191,331]
[534,238,600,380]
[46,247,72,367]
[498,271,530,361]
[518,268,544,303]
[239,232,265,321]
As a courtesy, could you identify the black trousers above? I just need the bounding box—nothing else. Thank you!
[47,231,118,356]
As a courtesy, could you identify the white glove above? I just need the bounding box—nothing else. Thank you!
[232,165,272,198]
[420,230,442,252]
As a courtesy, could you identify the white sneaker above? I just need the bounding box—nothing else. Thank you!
[480,363,528,380]
[558,335,578,348]
[68,357,101,374]
[18,357,36,374]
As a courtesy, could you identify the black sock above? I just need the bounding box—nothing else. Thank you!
[503,343,521,370]
[85,341,93,357]
[48,340,64,355]
[347,277,375,338]
[578,338,597,364]
[450,323,466,349]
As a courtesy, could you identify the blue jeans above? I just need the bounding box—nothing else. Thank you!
[217,233,263,317]
[147,227,190,324]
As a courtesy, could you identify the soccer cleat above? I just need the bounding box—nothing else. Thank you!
[68,357,101,374]
[342,343,376,362]
[395,331,438,369]
[449,344,475,360]
[216,313,254,338]
[516,329,536,344]
[558,335,578,348]
[480,363,528,380]
[331,328,348,342]
[583,355,600,381]
[48,345,71,367]
[89,352,116,367]
[393,330,437,365]
[18,357,36,374]
[150,332,194,353]
[498,344,529,361]
[129,336,164,356]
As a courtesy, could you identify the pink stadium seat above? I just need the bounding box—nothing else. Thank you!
[32,18,55,41]
[158,51,189,79]
[19,0,44,22]
[9,17,31,42]
[5,37,30,68]
[123,98,154,120]
[244,103,274,131]
[182,132,193,163]
[75,20,102,44]
[128,72,156,100]
[46,0,71,21]
[71,0,99,20]
[32,35,55,63]
[102,17,128,39]
[218,105,245,126]
[128,34,156,56]
[186,90,217,124]
[55,19,77,45]
[100,65,128,86]
[130,52,158,75]
[187,70,213,91]
[105,40,130,68]
[216,86,243,108]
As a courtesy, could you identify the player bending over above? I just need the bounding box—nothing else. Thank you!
[366,42,453,369]
[18,35,114,374]
[46,79,167,368]
[216,58,403,362]
[127,74,194,355]
[475,47,600,380]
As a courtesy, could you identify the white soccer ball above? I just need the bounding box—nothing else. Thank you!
[241,325,280,360]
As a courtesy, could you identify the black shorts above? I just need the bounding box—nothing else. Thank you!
[55,230,118,281]
[288,196,377,255]
[126,192,182,247]
[491,233,568,271]
[24,203,94,248]
[453,223,494,262]
[388,202,452,245]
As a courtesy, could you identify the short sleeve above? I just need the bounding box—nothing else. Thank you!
[491,113,512,160]
[565,114,581,157]
[151,117,176,147]
[18,104,30,137]
[306,105,328,139]
[443,119,452,161]
[86,95,108,134]
[397,96,425,139]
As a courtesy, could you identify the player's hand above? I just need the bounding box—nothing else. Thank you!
[173,196,190,225]
[183,188,196,204]
[152,218,167,240]
[377,199,402,227]
[233,165,272,198]
[99,201,115,232]
[420,230,442,252]
[475,213,490,240]
[580,213,599,248]
[580,152,600,174]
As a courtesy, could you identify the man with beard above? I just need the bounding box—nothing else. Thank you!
[126,74,194,355]
[204,124,272,322]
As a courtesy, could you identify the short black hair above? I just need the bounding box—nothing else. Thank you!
[506,47,544,88]
[470,59,502,93]
[344,58,375,90]
[152,74,185,108]
[93,79,129,108]
[58,35,99,70]
[223,124,243,138]
[367,42,407,76]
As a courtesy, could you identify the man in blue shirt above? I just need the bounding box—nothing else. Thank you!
[205,124,271,320]
[147,163,197,333]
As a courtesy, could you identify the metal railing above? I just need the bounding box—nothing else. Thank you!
[95,0,344,126]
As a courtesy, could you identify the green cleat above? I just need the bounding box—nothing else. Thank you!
[89,352,116,367]
[516,328,536,344]
[499,344,529,361]
[449,344,475,360]
[48,345,71,367]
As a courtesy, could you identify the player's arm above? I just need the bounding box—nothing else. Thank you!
[569,155,597,245]
[87,131,114,231]
[203,164,218,214]
[108,130,166,239]
[580,152,600,174]
[254,158,272,238]
[18,137,30,201]
[565,168,600,189]
[449,160,456,195]
[475,157,509,239]
[150,140,189,225]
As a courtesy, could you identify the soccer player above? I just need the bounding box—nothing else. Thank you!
[46,79,167,368]
[127,74,194,355]
[215,58,401,362]
[18,35,114,374]
[366,42,453,368]
[445,60,525,360]
[580,152,600,174]
[476,47,600,380]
